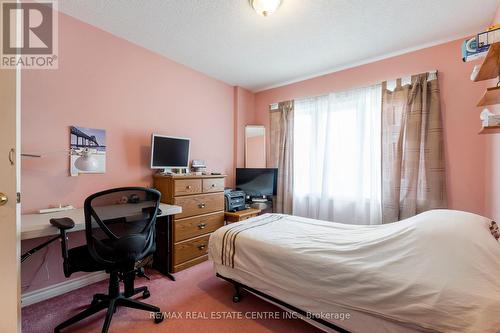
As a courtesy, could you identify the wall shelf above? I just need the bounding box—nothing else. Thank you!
[471,42,500,134]
[479,125,500,134]
[477,86,500,106]
[473,42,500,82]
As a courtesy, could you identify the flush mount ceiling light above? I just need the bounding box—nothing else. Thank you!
[251,0,283,17]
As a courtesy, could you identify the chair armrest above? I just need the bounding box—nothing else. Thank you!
[49,217,75,277]
[50,217,75,230]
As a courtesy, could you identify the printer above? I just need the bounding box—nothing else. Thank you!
[224,189,246,212]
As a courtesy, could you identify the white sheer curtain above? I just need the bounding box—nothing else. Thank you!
[293,85,382,225]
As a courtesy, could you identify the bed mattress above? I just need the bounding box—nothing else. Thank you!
[208,210,500,333]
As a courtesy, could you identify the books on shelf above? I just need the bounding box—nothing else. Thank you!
[462,37,488,62]
[478,27,500,49]
[462,26,500,62]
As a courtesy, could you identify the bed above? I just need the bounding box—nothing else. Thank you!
[208,210,500,333]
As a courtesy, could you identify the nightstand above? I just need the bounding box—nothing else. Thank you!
[224,208,262,224]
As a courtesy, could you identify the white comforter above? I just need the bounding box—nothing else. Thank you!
[208,210,500,333]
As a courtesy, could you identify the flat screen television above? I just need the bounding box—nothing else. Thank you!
[235,168,278,198]
[150,134,190,170]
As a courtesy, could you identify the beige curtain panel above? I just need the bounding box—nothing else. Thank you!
[381,73,447,223]
[269,101,294,214]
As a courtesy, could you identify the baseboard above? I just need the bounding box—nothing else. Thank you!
[21,271,108,307]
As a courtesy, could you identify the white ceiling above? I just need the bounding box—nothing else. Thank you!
[58,0,499,92]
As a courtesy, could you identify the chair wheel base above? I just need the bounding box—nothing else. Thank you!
[142,290,150,299]
[232,295,241,303]
[154,312,164,324]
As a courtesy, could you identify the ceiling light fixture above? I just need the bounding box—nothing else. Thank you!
[251,0,282,17]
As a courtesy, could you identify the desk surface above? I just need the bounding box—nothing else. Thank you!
[21,203,181,240]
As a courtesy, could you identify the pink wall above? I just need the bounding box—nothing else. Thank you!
[485,5,500,221]
[21,12,238,293]
[255,39,488,216]
[234,87,255,169]
[21,12,235,214]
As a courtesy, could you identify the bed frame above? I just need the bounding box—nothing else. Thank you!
[216,273,351,333]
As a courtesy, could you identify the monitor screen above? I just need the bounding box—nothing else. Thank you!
[235,168,278,197]
[150,134,190,169]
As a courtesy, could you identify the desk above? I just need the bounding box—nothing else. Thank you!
[21,203,182,281]
[21,203,181,240]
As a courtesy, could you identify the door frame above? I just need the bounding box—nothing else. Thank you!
[0,61,21,333]
[0,1,22,329]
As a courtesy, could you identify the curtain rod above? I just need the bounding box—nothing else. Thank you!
[384,70,438,84]
[268,70,438,110]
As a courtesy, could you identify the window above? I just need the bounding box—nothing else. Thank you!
[293,85,382,225]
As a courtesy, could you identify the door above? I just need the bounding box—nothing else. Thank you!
[0,58,21,331]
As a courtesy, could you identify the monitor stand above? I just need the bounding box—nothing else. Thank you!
[159,168,189,175]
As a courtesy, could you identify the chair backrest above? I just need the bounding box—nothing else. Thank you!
[84,187,161,267]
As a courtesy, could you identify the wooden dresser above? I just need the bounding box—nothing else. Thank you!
[153,174,225,273]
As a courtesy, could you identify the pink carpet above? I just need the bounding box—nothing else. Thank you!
[22,261,321,333]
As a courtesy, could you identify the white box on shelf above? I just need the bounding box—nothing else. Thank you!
[485,115,500,127]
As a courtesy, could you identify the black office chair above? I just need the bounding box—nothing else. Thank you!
[50,187,165,333]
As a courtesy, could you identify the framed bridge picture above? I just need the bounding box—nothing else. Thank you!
[69,126,106,176]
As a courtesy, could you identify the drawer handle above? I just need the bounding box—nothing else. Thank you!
[198,203,206,208]
[198,223,207,229]
[211,184,215,188]
[198,244,206,251]
[186,185,192,189]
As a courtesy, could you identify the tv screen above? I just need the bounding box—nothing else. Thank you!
[236,168,278,197]
[150,134,190,169]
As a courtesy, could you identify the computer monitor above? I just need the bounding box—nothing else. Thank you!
[150,134,190,171]
[235,168,278,198]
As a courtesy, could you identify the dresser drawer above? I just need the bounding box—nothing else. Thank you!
[173,255,208,273]
[173,234,210,265]
[174,212,224,242]
[202,178,224,193]
[174,179,202,196]
[174,193,224,219]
